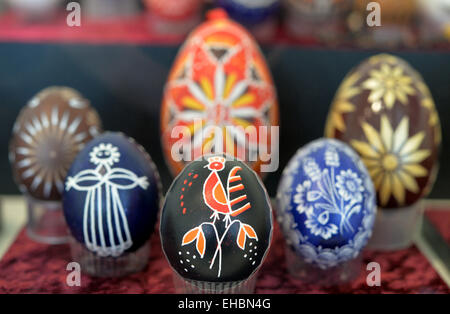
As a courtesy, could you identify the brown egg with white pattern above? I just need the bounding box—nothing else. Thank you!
[325,54,441,209]
[9,87,102,201]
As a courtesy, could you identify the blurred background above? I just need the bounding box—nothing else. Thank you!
[0,0,449,199]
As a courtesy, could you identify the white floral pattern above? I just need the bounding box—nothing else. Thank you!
[276,138,376,269]
[293,180,312,214]
[336,169,364,203]
[305,209,338,240]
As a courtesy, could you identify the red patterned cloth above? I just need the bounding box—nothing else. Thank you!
[0,210,448,294]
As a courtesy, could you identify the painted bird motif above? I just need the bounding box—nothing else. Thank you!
[202,156,252,227]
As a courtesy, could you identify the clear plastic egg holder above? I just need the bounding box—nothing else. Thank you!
[368,202,425,250]
[26,195,70,245]
[284,246,363,286]
[69,238,151,277]
[172,271,258,294]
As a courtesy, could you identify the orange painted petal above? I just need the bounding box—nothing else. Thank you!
[237,227,246,250]
[196,230,206,258]
[243,224,258,240]
[182,227,199,246]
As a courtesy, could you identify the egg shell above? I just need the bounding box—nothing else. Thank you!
[216,0,279,25]
[276,138,376,269]
[160,9,279,176]
[325,54,441,209]
[9,86,102,201]
[160,154,273,283]
[63,132,161,257]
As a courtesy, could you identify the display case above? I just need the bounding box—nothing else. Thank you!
[0,1,448,294]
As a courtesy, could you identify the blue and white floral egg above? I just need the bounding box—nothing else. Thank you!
[276,138,376,269]
[63,132,161,257]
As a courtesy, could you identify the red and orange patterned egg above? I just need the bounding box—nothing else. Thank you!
[160,9,279,176]
[325,54,441,209]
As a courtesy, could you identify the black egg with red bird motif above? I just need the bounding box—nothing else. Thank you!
[160,155,273,283]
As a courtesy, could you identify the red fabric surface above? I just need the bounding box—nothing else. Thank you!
[0,210,448,294]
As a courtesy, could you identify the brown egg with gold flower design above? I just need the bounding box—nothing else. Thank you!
[325,54,441,209]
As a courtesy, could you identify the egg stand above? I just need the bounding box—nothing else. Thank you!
[367,201,424,250]
[172,271,258,294]
[284,246,363,286]
[70,238,150,277]
[26,195,70,245]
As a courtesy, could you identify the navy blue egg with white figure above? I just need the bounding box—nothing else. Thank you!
[63,132,161,257]
[276,138,376,269]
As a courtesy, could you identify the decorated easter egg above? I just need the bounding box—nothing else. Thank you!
[63,132,161,257]
[276,138,376,269]
[144,0,201,20]
[160,154,272,283]
[325,54,441,208]
[216,0,279,26]
[160,9,279,176]
[9,87,102,201]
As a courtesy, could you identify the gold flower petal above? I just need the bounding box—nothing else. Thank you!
[384,90,396,109]
[380,115,393,151]
[392,174,406,205]
[397,170,419,193]
[392,117,409,153]
[402,164,428,177]
[336,101,355,112]
[402,149,431,164]
[351,140,380,159]
[395,90,408,104]
[341,87,360,99]
[363,157,381,168]
[361,121,386,154]
[392,66,403,76]
[399,132,425,156]
[363,78,382,90]
[332,112,346,132]
[380,173,392,206]
[372,172,384,190]
[368,88,385,103]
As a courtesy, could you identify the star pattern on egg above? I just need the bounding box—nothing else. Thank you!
[161,16,278,175]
